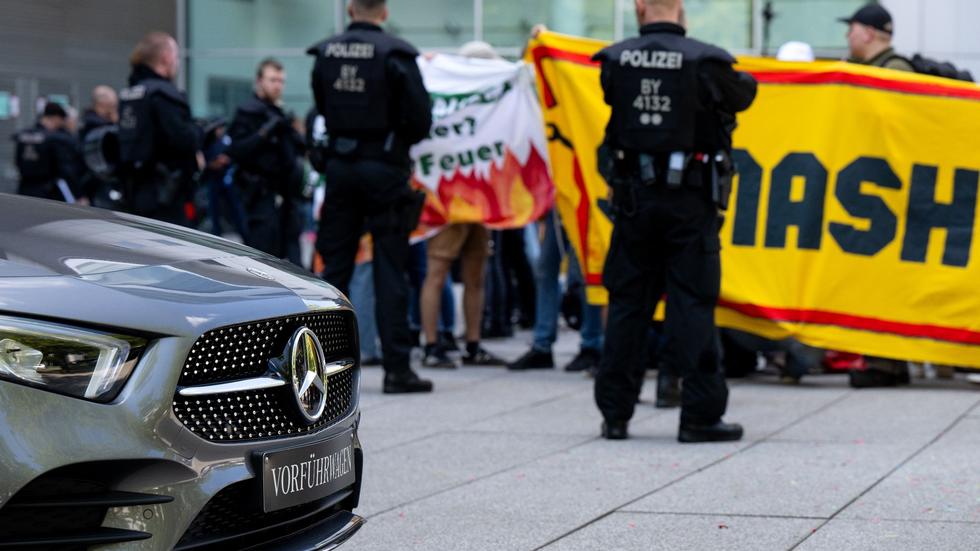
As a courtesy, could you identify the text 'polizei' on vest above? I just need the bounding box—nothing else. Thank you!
[620,50,684,70]
[324,42,376,59]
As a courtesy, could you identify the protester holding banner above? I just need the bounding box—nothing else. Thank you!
[410,34,554,365]
[592,0,757,442]
[839,3,916,388]
[420,41,507,369]
[508,207,605,374]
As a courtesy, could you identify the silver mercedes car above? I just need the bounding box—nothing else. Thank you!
[0,194,363,550]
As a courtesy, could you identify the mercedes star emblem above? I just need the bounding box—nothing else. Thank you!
[288,327,327,423]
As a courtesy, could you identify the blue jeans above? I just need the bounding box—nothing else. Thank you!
[532,209,603,353]
[350,261,381,359]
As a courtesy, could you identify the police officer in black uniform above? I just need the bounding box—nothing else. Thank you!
[13,102,81,202]
[118,32,203,225]
[78,86,120,207]
[227,58,306,260]
[309,0,434,394]
[593,0,757,442]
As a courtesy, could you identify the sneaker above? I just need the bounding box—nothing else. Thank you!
[438,331,460,353]
[779,373,802,385]
[507,348,554,371]
[565,348,601,373]
[462,346,506,367]
[423,344,457,369]
[967,374,980,385]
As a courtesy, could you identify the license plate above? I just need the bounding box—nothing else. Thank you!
[261,431,356,512]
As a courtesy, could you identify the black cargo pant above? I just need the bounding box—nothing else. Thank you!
[125,170,191,226]
[18,180,63,202]
[595,181,729,426]
[243,190,283,257]
[317,158,416,376]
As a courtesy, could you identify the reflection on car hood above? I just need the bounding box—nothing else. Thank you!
[0,194,347,337]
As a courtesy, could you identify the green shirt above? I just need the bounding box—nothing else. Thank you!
[850,47,915,73]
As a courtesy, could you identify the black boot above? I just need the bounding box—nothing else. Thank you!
[601,420,629,440]
[507,348,554,370]
[655,370,681,409]
[678,421,743,443]
[565,348,601,373]
[849,367,910,388]
[383,370,434,394]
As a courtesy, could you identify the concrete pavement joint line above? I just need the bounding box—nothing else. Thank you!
[532,390,855,551]
[786,396,980,551]
[615,510,830,521]
[842,517,980,526]
[369,385,593,454]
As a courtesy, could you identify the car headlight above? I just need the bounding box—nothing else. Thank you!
[0,316,145,402]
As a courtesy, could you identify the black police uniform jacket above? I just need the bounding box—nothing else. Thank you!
[226,94,305,199]
[594,22,757,155]
[117,64,202,213]
[307,22,432,168]
[13,124,81,201]
[79,110,112,143]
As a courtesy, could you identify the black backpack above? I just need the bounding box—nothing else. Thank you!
[907,53,975,82]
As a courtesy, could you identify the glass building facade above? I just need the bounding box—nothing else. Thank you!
[184,0,865,117]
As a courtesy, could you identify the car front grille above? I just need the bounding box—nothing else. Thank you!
[177,312,354,386]
[172,311,358,443]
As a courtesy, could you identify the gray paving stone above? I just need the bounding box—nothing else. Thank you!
[360,374,583,434]
[797,519,980,551]
[357,425,434,452]
[343,325,979,550]
[626,441,919,518]
[772,388,979,445]
[839,417,980,523]
[358,365,505,408]
[466,390,622,437]
[543,512,818,551]
[358,431,585,517]
[353,424,744,551]
[722,381,850,441]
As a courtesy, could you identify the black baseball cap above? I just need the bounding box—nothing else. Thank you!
[42,102,67,118]
[839,3,894,34]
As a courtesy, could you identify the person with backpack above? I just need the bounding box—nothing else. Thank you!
[841,4,974,82]
[840,4,914,73]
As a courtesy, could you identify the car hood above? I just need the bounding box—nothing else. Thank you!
[0,194,348,337]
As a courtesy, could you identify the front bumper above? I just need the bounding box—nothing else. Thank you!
[242,511,365,551]
[0,331,363,550]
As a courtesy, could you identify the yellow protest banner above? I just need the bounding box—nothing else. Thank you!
[526,30,980,369]
[525,32,612,305]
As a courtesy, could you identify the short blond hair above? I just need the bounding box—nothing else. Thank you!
[129,32,175,67]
